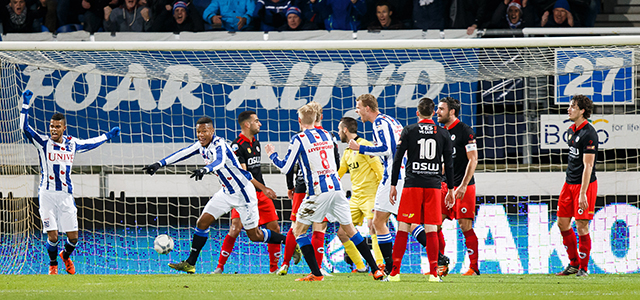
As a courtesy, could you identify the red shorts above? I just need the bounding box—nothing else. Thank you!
[231,191,279,225]
[290,192,328,222]
[397,187,442,226]
[557,180,598,220]
[440,182,456,220]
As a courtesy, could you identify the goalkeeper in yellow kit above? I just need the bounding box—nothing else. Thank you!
[336,116,385,272]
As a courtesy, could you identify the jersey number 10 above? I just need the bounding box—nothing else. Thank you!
[417,138,437,160]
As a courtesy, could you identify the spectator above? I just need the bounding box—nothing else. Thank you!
[490,0,534,29]
[541,0,573,27]
[57,0,84,27]
[82,0,112,33]
[103,0,150,32]
[367,0,402,30]
[413,0,445,30]
[1,0,43,33]
[310,0,366,31]
[448,0,489,35]
[292,0,323,29]
[277,5,316,30]
[203,0,255,31]
[253,0,290,31]
[145,0,172,31]
[151,0,204,32]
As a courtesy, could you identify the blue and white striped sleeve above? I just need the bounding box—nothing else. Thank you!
[202,141,226,173]
[359,122,391,157]
[75,134,109,153]
[159,142,200,167]
[269,136,301,175]
[19,103,47,147]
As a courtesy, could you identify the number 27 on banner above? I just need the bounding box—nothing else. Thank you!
[555,49,634,104]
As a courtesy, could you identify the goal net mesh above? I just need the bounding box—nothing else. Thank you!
[0,41,638,275]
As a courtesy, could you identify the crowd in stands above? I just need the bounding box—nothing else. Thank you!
[0,0,602,34]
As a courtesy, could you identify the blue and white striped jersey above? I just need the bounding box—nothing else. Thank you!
[20,106,109,194]
[270,128,341,196]
[157,136,253,196]
[358,113,405,185]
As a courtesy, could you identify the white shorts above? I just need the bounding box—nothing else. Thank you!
[296,190,351,226]
[374,179,404,215]
[39,190,78,233]
[202,184,260,230]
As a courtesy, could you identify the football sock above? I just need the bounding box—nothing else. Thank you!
[62,238,77,260]
[377,233,394,273]
[261,228,287,244]
[578,233,591,271]
[463,229,479,271]
[561,229,579,265]
[268,243,281,272]
[437,229,446,255]
[371,234,383,265]
[282,228,297,266]
[311,231,325,269]
[426,231,439,277]
[342,240,365,270]
[187,227,209,266]
[412,225,427,247]
[46,239,59,266]
[390,231,408,276]
[297,235,322,276]
[351,232,379,272]
[217,234,236,269]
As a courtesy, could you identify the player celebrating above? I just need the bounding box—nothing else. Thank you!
[336,116,385,272]
[556,95,598,277]
[386,97,455,282]
[19,89,120,275]
[265,104,385,281]
[143,117,286,274]
[349,94,427,274]
[213,111,282,274]
[436,97,480,276]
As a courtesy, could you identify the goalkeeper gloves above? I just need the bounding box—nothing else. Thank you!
[22,90,33,106]
[190,168,208,181]
[106,127,120,139]
[142,163,161,175]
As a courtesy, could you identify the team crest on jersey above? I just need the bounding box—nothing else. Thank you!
[256,146,260,152]
[232,144,239,151]
[247,148,251,153]
[451,134,456,141]
[43,220,50,228]
[568,134,573,140]
[575,136,580,142]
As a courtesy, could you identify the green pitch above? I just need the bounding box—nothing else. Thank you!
[2,273,638,300]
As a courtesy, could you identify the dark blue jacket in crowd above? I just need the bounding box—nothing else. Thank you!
[310,0,366,31]
[254,0,291,31]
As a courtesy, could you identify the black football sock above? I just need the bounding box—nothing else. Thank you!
[412,225,427,248]
[186,228,209,266]
[47,239,59,266]
[261,228,286,244]
[297,235,322,276]
[351,233,379,272]
[63,238,77,260]
[378,233,394,273]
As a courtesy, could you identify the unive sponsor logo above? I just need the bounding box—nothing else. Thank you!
[48,152,74,163]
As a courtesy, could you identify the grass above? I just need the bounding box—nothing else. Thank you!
[1,273,639,300]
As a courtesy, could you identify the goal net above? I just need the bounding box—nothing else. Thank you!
[0,37,638,275]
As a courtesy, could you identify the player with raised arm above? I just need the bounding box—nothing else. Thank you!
[277,102,338,276]
[143,117,286,274]
[336,116,385,272]
[213,111,282,274]
[435,97,480,276]
[556,95,598,277]
[265,104,385,281]
[19,89,120,275]
[386,97,455,282]
[349,94,428,274]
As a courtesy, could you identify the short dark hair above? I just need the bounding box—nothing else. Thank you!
[375,0,393,11]
[418,97,435,117]
[340,117,358,134]
[238,110,256,125]
[571,95,593,119]
[51,113,66,124]
[196,116,213,126]
[439,97,460,117]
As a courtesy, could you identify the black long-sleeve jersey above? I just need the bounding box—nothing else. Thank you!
[445,119,477,187]
[231,133,264,191]
[565,120,598,184]
[392,119,454,190]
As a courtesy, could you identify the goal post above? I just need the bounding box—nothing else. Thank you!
[0,36,638,275]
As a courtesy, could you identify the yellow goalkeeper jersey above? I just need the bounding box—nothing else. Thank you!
[338,136,384,201]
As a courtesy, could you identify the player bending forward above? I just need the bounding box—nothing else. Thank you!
[143,117,286,274]
[385,97,455,282]
[20,89,120,275]
[556,95,598,277]
[265,104,385,281]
